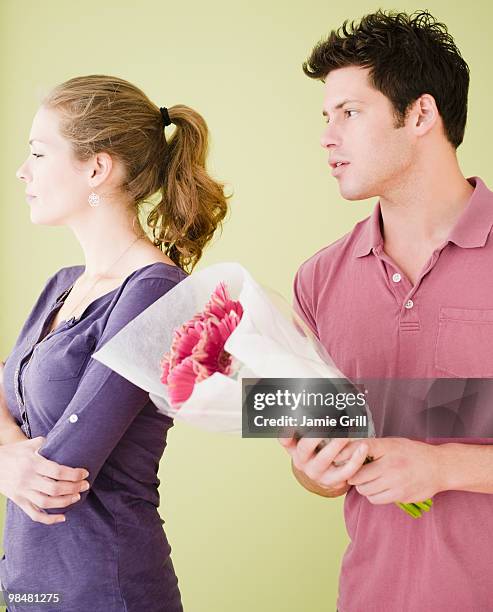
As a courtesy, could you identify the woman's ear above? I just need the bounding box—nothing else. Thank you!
[88,151,113,188]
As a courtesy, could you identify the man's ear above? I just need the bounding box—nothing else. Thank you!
[410,93,440,137]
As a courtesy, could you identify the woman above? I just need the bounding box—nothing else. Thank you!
[0,75,229,611]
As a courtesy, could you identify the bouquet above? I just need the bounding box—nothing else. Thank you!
[93,262,432,518]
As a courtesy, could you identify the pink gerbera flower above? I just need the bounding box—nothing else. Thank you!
[160,282,243,406]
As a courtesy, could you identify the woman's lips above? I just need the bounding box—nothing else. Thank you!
[26,195,37,202]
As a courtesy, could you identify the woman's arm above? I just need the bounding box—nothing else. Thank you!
[37,276,181,514]
[0,362,90,523]
[0,436,89,524]
[0,361,28,445]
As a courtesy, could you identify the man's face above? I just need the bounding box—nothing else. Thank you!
[321,65,415,200]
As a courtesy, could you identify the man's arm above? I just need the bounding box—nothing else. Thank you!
[346,438,493,505]
[437,442,493,494]
[286,266,369,495]
[285,436,493,503]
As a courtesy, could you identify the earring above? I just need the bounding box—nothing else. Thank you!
[88,191,101,207]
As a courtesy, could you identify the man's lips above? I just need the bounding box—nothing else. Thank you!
[330,161,350,177]
[329,160,349,169]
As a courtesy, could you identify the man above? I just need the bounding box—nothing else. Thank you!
[279,9,493,611]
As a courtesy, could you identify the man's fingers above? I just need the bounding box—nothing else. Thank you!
[347,457,383,486]
[364,489,394,505]
[277,435,296,450]
[295,436,351,465]
[354,477,388,497]
[304,439,358,481]
[35,457,89,483]
[319,443,368,487]
[294,437,324,463]
[331,440,366,466]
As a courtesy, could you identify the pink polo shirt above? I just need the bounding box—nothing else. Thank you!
[293,176,493,611]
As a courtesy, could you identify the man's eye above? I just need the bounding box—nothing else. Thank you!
[324,110,358,123]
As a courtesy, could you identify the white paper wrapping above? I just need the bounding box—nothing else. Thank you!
[93,262,374,435]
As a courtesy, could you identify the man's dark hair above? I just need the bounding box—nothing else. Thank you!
[303,9,470,148]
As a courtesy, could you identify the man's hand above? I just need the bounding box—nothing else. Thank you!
[0,436,90,524]
[346,437,445,504]
[278,435,369,497]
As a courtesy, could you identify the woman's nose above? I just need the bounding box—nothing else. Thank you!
[16,162,28,182]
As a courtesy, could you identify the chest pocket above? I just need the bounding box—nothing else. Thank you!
[435,307,493,377]
[36,333,97,381]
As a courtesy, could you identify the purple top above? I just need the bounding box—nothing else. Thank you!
[1,262,188,612]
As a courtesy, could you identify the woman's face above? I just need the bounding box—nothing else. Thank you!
[16,106,96,226]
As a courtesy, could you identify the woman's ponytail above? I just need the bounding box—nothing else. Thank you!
[147,104,230,272]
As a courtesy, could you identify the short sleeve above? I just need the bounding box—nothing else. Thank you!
[293,265,319,340]
[37,275,181,513]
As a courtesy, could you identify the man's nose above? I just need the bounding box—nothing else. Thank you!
[320,123,341,149]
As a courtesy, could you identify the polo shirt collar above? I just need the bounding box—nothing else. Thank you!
[353,176,493,258]
[353,199,384,258]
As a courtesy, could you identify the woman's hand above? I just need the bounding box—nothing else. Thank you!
[0,436,90,524]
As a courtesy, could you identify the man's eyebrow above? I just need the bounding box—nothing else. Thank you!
[322,99,363,116]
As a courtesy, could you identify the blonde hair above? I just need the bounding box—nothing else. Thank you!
[42,75,230,272]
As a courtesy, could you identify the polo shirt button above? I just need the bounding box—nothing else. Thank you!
[68,414,78,424]
[392,273,401,282]
[404,299,414,309]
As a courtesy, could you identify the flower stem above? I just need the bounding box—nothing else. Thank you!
[396,500,433,518]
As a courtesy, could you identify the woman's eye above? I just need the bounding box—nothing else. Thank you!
[31,153,43,158]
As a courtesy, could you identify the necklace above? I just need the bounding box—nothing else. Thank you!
[61,235,143,323]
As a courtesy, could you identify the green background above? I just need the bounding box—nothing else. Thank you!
[1,1,491,610]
